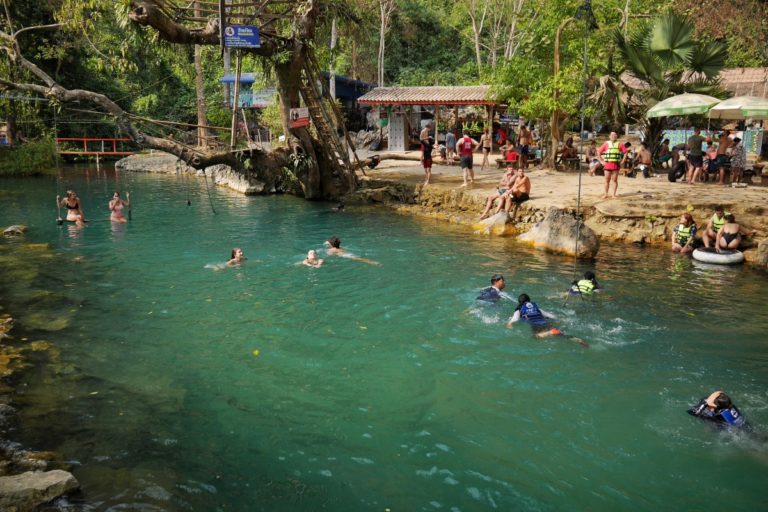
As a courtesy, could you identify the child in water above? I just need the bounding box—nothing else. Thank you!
[568,271,601,296]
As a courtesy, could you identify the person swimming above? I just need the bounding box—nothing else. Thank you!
[568,271,601,296]
[687,390,747,429]
[324,236,380,265]
[507,293,588,347]
[302,249,323,268]
[109,191,131,223]
[477,274,511,302]
[226,248,247,267]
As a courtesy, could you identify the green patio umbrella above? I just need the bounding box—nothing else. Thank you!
[708,95,768,120]
[646,93,721,118]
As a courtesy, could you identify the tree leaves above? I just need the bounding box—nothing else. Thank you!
[647,13,694,66]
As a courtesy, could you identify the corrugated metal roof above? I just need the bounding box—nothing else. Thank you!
[357,85,496,105]
[620,68,768,98]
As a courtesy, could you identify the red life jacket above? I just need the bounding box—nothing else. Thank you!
[459,136,474,156]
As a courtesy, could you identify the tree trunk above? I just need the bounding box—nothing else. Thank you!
[548,17,574,168]
[194,1,209,148]
[329,17,337,99]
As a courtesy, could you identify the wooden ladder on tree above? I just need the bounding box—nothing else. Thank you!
[299,51,364,189]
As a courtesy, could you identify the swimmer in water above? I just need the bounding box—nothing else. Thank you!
[507,293,588,347]
[332,203,345,212]
[109,191,131,223]
[568,271,601,296]
[302,249,323,268]
[324,236,380,265]
[477,274,512,303]
[687,390,747,429]
[226,248,247,267]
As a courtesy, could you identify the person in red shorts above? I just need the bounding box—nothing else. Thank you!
[597,131,626,199]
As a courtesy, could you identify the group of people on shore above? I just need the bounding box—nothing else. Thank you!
[672,205,756,254]
[670,128,747,185]
[419,122,541,188]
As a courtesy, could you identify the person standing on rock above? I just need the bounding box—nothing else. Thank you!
[445,129,456,165]
[421,136,434,186]
[685,127,706,184]
[597,131,625,199]
[518,123,532,170]
[457,131,480,187]
[479,127,493,170]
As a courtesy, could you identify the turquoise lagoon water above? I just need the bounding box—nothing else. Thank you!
[1,167,767,511]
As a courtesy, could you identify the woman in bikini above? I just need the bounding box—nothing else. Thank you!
[109,191,131,223]
[716,214,756,252]
[58,190,85,227]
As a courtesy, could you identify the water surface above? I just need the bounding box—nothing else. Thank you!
[1,167,767,511]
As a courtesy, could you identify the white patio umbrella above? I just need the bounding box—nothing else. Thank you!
[646,93,721,118]
[708,95,768,120]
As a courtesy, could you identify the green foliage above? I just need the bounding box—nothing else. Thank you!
[0,138,57,176]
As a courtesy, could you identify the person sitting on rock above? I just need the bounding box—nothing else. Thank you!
[702,206,728,248]
[715,214,756,252]
[479,166,516,219]
[672,213,697,254]
[496,168,531,214]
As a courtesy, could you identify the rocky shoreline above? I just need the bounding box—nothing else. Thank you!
[1,228,80,511]
[115,151,768,267]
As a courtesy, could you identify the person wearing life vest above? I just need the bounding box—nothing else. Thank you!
[672,212,697,254]
[458,131,480,187]
[507,294,588,346]
[702,205,729,248]
[687,391,747,429]
[597,131,626,199]
[476,274,511,303]
[568,271,601,296]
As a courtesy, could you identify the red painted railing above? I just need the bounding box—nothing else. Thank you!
[56,137,136,156]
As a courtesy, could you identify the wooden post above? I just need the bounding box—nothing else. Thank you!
[241,108,251,144]
[487,104,495,155]
[433,104,439,142]
[230,51,242,150]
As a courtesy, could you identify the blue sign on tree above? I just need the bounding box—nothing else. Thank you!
[223,25,261,49]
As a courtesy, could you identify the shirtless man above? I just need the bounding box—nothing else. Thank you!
[635,142,653,178]
[419,123,432,143]
[479,166,516,219]
[517,124,532,170]
[715,130,731,185]
[497,168,531,214]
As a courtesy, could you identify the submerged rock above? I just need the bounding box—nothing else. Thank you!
[0,470,79,511]
[2,225,27,237]
[518,207,600,259]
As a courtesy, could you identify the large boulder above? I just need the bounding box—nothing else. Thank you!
[0,470,79,511]
[518,207,600,258]
[744,238,768,268]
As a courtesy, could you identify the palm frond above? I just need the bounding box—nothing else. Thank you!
[689,40,727,79]
[647,13,694,66]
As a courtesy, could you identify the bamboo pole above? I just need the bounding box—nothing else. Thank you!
[230,51,243,149]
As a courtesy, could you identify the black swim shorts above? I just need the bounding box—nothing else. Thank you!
[460,156,473,169]
[687,154,703,167]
